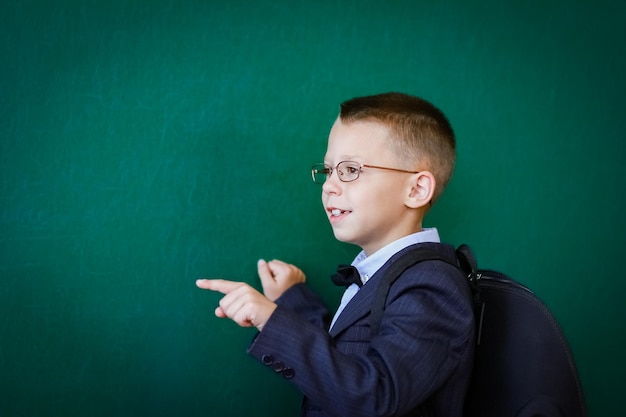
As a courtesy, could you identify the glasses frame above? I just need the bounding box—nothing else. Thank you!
[311,161,420,184]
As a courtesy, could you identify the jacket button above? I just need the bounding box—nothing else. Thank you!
[271,361,285,373]
[282,368,295,379]
[261,355,274,366]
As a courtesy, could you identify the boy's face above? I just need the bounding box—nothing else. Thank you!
[322,118,421,255]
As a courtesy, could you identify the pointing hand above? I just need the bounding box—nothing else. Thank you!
[196,279,277,331]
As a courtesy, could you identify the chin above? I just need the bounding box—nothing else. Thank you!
[332,230,354,244]
[333,233,362,249]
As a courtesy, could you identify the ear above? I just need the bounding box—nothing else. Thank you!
[405,171,436,209]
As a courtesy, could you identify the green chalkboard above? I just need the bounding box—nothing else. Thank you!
[1,1,625,416]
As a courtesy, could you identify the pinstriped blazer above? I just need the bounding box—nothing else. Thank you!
[248,243,475,417]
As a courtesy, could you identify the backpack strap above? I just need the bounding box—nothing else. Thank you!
[456,244,486,345]
[369,248,456,336]
[456,244,478,291]
[369,244,484,344]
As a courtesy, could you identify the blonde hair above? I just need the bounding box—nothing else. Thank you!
[339,92,456,203]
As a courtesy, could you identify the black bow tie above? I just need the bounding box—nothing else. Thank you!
[331,265,363,288]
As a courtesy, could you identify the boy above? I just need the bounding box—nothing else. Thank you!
[196,92,475,417]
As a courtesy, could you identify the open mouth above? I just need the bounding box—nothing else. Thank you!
[329,208,350,217]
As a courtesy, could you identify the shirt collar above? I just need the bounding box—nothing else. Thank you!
[352,228,441,285]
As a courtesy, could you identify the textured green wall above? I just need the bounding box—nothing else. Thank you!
[1,1,624,416]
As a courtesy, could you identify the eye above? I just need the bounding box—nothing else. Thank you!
[337,162,361,180]
[345,165,360,175]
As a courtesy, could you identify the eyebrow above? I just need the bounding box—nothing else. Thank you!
[323,156,362,164]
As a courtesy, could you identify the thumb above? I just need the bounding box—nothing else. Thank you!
[257,259,275,285]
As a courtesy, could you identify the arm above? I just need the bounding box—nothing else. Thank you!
[273,283,331,329]
[247,262,474,417]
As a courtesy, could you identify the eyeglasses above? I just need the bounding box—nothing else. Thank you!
[311,161,420,184]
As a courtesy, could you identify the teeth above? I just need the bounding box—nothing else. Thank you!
[331,209,343,216]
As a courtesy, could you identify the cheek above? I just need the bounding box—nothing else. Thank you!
[363,184,405,213]
[360,181,395,202]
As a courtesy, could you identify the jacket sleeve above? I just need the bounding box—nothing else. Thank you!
[247,262,475,417]
[273,282,331,329]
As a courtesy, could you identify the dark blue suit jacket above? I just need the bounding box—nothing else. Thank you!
[248,243,475,417]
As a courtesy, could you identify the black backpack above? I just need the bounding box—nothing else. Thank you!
[369,244,588,417]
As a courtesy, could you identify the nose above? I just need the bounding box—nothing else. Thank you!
[322,169,342,195]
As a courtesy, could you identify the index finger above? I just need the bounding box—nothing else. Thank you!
[196,279,244,294]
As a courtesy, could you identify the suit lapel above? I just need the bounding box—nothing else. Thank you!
[328,242,455,338]
[329,278,379,337]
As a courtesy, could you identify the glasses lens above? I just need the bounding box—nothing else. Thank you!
[311,164,329,184]
[337,161,360,182]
